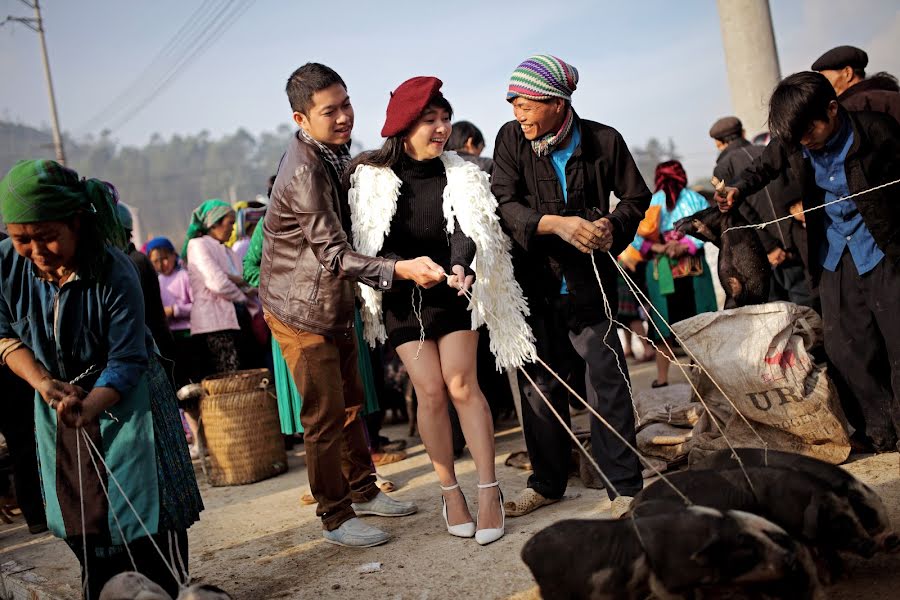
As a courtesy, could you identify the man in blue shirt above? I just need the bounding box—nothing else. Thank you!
[717,72,900,452]
[493,55,651,517]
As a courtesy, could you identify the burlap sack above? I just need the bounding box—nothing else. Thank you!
[637,422,693,462]
[673,302,850,465]
[634,383,703,429]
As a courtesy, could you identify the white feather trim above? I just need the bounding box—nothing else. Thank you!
[349,152,536,369]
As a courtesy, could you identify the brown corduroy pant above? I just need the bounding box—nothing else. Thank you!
[265,311,379,531]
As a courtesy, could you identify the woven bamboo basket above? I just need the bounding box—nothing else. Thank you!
[202,368,271,396]
[200,376,288,486]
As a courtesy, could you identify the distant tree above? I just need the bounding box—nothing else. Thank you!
[631,137,679,187]
[0,120,290,243]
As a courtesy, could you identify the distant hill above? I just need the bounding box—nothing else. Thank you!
[1,121,293,243]
[2,121,677,242]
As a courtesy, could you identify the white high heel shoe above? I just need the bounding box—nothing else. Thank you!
[475,481,505,546]
[441,483,475,538]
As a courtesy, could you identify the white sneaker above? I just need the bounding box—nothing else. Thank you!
[351,491,417,517]
[322,517,391,548]
[475,481,505,546]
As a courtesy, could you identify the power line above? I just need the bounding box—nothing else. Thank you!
[78,0,224,133]
[105,1,253,134]
[79,0,255,136]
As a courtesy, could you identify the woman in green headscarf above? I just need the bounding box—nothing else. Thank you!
[0,160,202,599]
[183,199,250,379]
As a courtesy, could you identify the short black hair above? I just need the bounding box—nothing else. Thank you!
[767,71,837,146]
[286,63,346,114]
[446,120,485,152]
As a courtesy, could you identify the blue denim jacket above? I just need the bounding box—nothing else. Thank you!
[0,239,150,390]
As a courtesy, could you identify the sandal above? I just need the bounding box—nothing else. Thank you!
[651,380,669,389]
[503,488,559,517]
[375,474,397,493]
[371,450,407,466]
[504,451,532,470]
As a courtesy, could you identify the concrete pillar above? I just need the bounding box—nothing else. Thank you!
[717,0,782,135]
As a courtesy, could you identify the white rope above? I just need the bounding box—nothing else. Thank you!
[79,429,185,588]
[722,177,900,236]
[516,366,620,497]
[591,254,636,411]
[607,252,761,490]
[609,253,766,446]
[83,430,138,573]
[449,275,692,504]
[76,430,90,598]
[411,285,426,360]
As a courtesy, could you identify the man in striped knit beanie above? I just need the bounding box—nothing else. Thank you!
[493,54,652,519]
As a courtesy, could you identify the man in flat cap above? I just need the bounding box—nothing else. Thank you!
[493,55,650,518]
[812,45,900,123]
[709,116,815,307]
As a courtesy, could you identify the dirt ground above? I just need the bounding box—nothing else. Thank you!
[2,359,899,599]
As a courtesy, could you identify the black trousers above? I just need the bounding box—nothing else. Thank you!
[770,261,819,311]
[518,296,643,500]
[821,251,900,450]
[67,528,189,600]
[0,367,46,530]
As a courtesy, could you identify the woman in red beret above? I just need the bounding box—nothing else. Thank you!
[346,77,535,546]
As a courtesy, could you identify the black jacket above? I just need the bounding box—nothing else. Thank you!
[733,110,900,286]
[714,138,803,256]
[492,115,651,327]
[839,74,900,124]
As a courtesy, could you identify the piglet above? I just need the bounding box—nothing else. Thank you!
[674,205,770,309]
[521,502,821,600]
[631,466,880,572]
[692,448,897,552]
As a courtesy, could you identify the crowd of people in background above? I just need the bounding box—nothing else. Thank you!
[0,41,898,598]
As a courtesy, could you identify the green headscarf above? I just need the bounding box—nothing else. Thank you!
[181,199,234,259]
[0,159,128,250]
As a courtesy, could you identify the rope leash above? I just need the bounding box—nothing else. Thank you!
[607,252,763,488]
[411,285,426,360]
[76,429,89,598]
[722,177,900,236]
[449,274,692,504]
[79,428,188,590]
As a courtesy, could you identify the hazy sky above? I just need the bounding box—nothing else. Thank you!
[3,0,899,180]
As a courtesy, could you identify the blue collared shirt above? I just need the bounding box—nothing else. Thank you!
[549,125,582,294]
[803,116,884,274]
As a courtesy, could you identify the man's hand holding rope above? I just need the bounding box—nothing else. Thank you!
[538,214,614,253]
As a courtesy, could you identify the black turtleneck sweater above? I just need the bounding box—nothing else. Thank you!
[380,154,475,276]
[379,154,477,345]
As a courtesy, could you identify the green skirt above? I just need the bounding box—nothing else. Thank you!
[645,254,718,340]
[273,309,380,435]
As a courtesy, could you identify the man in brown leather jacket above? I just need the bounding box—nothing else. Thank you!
[260,63,445,547]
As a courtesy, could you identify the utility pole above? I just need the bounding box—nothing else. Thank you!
[716,0,782,135]
[5,0,66,164]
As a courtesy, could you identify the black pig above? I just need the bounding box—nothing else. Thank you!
[691,448,897,552]
[522,503,820,600]
[631,467,878,559]
[674,206,770,308]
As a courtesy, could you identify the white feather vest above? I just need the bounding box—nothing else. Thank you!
[347,151,535,370]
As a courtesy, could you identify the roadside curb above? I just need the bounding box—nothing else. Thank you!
[1,561,66,600]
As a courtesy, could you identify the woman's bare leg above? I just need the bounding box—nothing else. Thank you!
[396,340,473,526]
[437,331,501,530]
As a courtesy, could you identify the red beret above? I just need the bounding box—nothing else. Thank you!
[381,76,444,138]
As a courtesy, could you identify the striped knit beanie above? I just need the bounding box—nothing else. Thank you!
[507,55,579,102]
